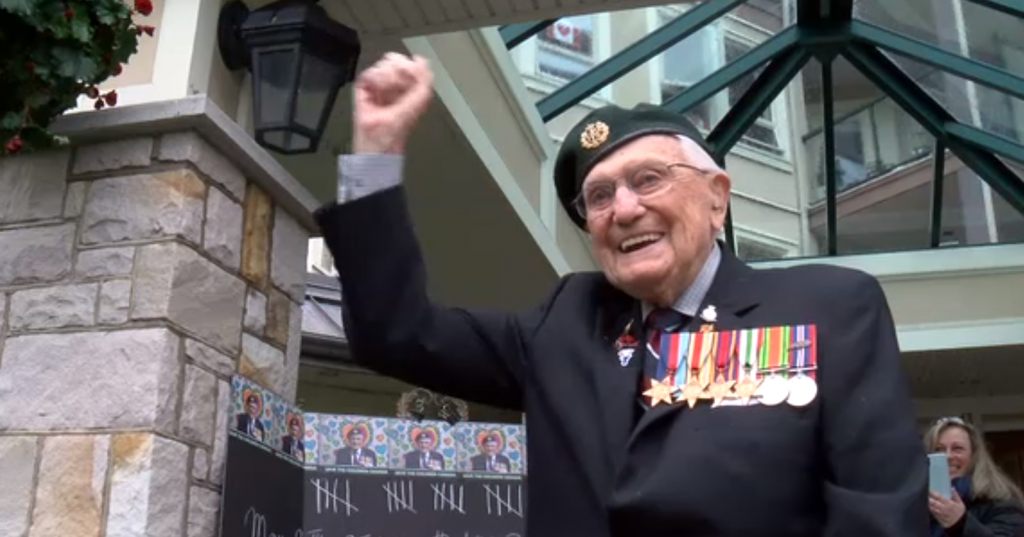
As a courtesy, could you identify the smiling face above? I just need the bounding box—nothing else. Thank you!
[348,429,366,448]
[935,425,974,479]
[583,135,730,306]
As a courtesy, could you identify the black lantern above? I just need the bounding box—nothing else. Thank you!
[218,0,361,155]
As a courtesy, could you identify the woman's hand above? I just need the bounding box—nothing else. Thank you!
[929,489,966,528]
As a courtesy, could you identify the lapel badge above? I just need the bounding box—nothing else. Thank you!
[699,304,717,332]
[580,121,610,150]
[617,348,636,367]
[700,305,717,324]
[615,320,637,367]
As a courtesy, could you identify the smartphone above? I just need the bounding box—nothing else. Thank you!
[928,453,952,499]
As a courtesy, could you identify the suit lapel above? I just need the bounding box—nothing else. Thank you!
[590,281,644,473]
[630,248,763,440]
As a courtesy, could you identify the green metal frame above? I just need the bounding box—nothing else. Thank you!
[503,0,1024,256]
[930,141,947,248]
[500,20,556,50]
[848,21,1024,102]
[966,0,1024,19]
[536,0,743,122]
[843,43,1024,215]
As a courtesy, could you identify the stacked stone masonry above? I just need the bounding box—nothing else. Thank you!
[0,131,309,537]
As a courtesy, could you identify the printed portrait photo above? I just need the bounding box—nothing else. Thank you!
[232,381,273,445]
[388,420,456,471]
[317,415,390,468]
[456,423,526,474]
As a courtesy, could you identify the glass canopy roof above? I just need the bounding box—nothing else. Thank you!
[498,0,1024,261]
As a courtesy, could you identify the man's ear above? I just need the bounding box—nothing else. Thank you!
[708,171,732,229]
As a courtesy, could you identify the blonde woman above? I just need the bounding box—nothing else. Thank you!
[925,417,1024,536]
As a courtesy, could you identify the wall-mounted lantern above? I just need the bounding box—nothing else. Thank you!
[218,0,361,155]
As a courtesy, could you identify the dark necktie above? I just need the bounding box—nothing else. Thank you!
[642,308,689,384]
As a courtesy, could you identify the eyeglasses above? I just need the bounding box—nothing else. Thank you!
[572,162,713,219]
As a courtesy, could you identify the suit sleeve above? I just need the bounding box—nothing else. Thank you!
[819,271,930,537]
[315,183,567,411]
[955,500,1024,537]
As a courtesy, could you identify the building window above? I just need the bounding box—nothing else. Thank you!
[724,36,784,157]
[536,16,596,82]
[658,10,717,130]
[736,236,789,261]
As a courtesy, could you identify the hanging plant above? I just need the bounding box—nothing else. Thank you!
[0,0,155,156]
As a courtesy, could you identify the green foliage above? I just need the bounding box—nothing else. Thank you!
[0,0,154,155]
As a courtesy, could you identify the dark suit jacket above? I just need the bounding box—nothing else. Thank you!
[281,436,305,460]
[315,187,928,537]
[470,453,512,473]
[235,414,265,440]
[334,447,377,467]
[403,449,446,470]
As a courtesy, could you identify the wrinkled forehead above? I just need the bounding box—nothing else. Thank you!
[582,134,713,185]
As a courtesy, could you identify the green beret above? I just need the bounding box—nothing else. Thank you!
[553,103,716,229]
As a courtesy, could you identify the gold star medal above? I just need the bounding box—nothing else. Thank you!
[707,330,737,407]
[643,377,675,407]
[645,330,687,407]
[679,330,714,408]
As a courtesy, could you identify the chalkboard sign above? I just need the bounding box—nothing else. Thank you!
[220,375,527,537]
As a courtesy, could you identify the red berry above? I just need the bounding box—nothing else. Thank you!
[94,100,105,110]
[86,86,99,99]
[134,0,153,16]
[65,7,74,20]
[104,91,118,107]
[113,64,123,76]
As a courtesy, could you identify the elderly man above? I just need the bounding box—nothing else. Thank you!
[315,53,928,536]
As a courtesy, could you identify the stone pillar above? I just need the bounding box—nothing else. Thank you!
[0,108,311,537]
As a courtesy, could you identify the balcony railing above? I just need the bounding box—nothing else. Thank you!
[803,64,1023,204]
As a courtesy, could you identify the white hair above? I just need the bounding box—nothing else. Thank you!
[675,135,723,174]
[675,135,729,242]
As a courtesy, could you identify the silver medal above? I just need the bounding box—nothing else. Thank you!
[758,374,790,406]
[786,374,818,407]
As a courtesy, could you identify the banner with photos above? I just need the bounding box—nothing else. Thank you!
[220,375,527,537]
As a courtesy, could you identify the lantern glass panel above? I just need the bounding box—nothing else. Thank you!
[256,47,300,126]
[295,53,341,132]
[262,130,312,153]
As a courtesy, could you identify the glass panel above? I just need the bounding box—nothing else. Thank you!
[988,158,1024,244]
[509,1,792,144]
[255,47,300,126]
[294,53,341,132]
[856,0,1024,77]
[804,56,935,256]
[885,52,1024,145]
[727,58,804,262]
[262,130,312,153]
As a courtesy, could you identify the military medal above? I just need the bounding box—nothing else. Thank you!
[733,328,763,405]
[756,326,792,406]
[680,330,713,408]
[644,331,688,407]
[786,324,818,407]
[708,330,737,407]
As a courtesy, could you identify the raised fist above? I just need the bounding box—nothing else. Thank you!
[352,52,434,155]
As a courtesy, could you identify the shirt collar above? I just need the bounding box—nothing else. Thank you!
[641,242,721,321]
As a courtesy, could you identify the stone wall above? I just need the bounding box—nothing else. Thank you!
[0,131,309,537]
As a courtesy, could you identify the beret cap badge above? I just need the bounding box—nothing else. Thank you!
[580,121,610,150]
